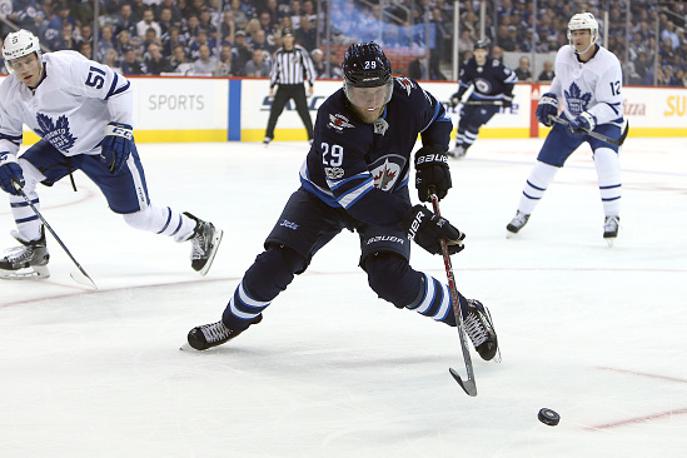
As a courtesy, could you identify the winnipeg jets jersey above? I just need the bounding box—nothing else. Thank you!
[300,77,452,227]
[456,57,517,101]
[0,51,133,157]
[548,45,624,127]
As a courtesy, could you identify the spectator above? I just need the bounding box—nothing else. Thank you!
[491,46,504,62]
[137,9,162,38]
[162,26,186,56]
[158,8,176,37]
[193,44,218,75]
[116,30,134,56]
[310,48,327,78]
[104,48,122,74]
[295,16,317,51]
[537,61,555,82]
[216,45,237,76]
[170,45,194,74]
[244,49,270,77]
[514,56,532,81]
[458,30,475,52]
[122,47,145,75]
[115,3,137,36]
[79,41,93,60]
[97,25,116,62]
[144,43,171,75]
[232,30,253,69]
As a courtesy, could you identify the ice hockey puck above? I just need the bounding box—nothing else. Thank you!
[538,408,560,426]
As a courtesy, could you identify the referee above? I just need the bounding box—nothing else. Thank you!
[264,29,316,145]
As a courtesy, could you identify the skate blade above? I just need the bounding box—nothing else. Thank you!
[179,343,193,352]
[505,231,517,239]
[0,265,50,280]
[605,237,616,248]
[199,228,224,276]
[69,269,98,290]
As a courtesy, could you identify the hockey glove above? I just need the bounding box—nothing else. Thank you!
[414,146,452,202]
[501,94,514,109]
[449,92,461,109]
[568,111,596,135]
[100,122,134,174]
[0,152,24,196]
[406,204,465,255]
[536,93,559,126]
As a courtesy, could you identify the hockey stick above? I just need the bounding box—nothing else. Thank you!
[429,194,477,397]
[547,115,626,146]
[12,182,98,289]
[463,100,506,106]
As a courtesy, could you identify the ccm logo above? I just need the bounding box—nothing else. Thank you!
[417,154,447,165]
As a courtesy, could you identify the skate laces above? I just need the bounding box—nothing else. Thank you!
[512,211,528,226]
[190,223,209,260]
[464,313,489,347]
[1,245,35,264]
[200,321,231,343]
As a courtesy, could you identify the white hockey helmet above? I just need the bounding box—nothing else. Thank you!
[567,13,599,54]
[2,29,41,73]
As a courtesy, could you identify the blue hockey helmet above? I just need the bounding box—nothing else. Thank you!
[342,42,393,110]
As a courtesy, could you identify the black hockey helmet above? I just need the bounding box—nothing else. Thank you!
[342,42,393,110]
[342,42,392,87]
[475,38,491,50]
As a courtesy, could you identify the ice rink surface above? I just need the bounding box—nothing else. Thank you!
[1,137,686,457]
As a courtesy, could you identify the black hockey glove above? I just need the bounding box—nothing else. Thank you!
[415,146,452,202]
[501,94,514,109]
[449,92,461,109]
[406,205,465,255]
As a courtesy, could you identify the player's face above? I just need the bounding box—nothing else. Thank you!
[345,80,393,123]
[570,29,593,54]
[474,48,488,64]
[8,53,43,88]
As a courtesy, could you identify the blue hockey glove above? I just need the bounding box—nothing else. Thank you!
[100,122,134,174]
[568,111,596,135]
[0,152,24,196]
[536,93,559,126]
[406,205,465,255]
[415,147,452,202]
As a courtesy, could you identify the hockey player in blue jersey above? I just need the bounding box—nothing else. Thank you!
[448,38,517,158]
[187,42,499,361]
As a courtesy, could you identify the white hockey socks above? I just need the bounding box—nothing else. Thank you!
[123,204,196,242]
[593,147,621,217]
[517,161,559,215]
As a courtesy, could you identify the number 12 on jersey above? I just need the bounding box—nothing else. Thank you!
[321,142,344,166]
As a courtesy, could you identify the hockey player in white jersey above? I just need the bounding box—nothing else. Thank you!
[506,13,625,245]
[0,30,223,279]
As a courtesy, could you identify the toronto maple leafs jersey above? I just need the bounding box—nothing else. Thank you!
[456,57,517,102]
[0,50,133,157]
[548,45,624,127]
[300,77,452,227]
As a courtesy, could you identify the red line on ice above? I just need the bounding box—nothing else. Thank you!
[586,408,687,430]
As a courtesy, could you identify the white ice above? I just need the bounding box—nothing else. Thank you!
[1,137,686,458]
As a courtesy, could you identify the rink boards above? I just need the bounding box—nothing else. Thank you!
[1,75,685,144]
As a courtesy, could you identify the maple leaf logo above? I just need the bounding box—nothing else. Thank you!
[564,82,592,115]
[34,113,78,152]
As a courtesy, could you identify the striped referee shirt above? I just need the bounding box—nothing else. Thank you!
[269,45,316,88]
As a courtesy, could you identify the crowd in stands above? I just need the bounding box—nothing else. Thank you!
[0,0,684,87]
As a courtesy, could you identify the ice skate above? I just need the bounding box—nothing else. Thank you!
[448,144,467,159]
[506,210,530,237]
[184,212,223,276]
[0,229,50,280]
[463,299,499,361]
[603,215,619,247]
[186,315,263,350]
[263,137,272,147]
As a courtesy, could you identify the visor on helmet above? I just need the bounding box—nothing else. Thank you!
[344,79,393,111]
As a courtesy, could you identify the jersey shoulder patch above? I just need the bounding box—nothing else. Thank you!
[394,76,416,97]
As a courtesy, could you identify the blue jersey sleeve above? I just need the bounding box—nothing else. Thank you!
[416,84,452,150]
